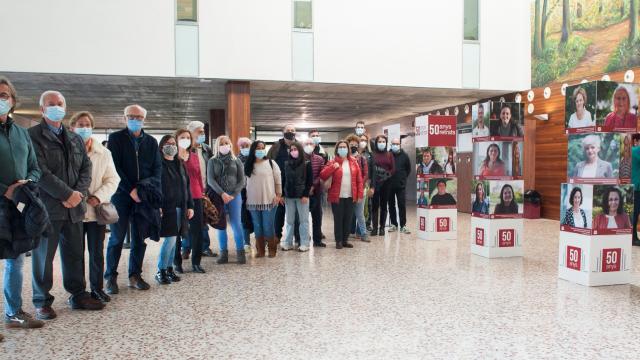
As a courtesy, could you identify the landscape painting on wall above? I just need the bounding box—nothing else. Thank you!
[531,0,640,87]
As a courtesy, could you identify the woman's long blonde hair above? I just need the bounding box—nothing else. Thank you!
[212,135,236,159]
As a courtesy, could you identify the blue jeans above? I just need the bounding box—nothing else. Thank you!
[157,208,181,271]
[3,254,24,316]
[218,195,244,251]
[250,207,277,238]
[106,193,147,279]
[243,228,251,246]
[284,198,309,247]
[353,199,367,238]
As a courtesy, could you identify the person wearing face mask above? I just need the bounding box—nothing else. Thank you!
[105,104,162,295]
[358,134,375,232]
[303,137,327,247]
[346,135,370,242]
[29,91,104,319]
[267,124,300,243]
[387,138,411,234]
[0,77,45,334]
[370,135,395,237]
[69,111,120,303]
[208,135,247,264]
[355,121,366,137]
[307,129,328,164]
[237,137,254,254]
[281,142,313,252]
[320,140,364,249]
[182,121,217,259]
[155,135,194,283]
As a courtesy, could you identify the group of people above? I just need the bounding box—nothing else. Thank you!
[0,76,414,340]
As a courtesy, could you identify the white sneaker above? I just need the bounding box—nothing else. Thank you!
[280,244,292,251]
[400,226,411,234]
[388,225,398,232]
[298,245,309,252]
[244,244,251,253]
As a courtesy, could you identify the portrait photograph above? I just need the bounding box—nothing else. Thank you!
[428,178,457,208]
[560,184,594,230]
[591,184,634,233]
[472,101,490,138]
[416,146,456,177]
[596,81,639,131]
[488,180,524,216]
[564,82,597,131]
[471,180,490,216]
[489,102,524,138]
[472,141,518,179]
[567,133,621,182]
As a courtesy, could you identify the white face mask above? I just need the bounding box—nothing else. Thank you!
[178,138,191,149]
[219,144,231,155]
[359,141,368,149]
[303,145,314,154]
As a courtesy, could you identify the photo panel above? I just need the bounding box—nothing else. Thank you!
[471,101,491,138]
[566,133,623,184]
[472,141,521,179]
[560,183,594,234]
[595,81,639,132]
[489,102,524,139]
[471,179,491,218]
[417,179,430,208]
[591,184,634,235]
[565,82,597,133]
[416,146,456,177]
[488,180,524,218]
[427,178,457,209]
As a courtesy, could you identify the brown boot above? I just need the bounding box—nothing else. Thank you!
[267,237,278,258]
[256,237,266,258]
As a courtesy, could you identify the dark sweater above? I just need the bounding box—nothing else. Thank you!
[389,150,411,188]
[108,128,162,196]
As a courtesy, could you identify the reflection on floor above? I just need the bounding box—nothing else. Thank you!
[1,209,640,359]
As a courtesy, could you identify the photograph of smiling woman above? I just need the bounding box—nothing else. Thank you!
[570,134,613,178]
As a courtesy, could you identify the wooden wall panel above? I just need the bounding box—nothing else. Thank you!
[456,153,472,213]
[225,81,251,152]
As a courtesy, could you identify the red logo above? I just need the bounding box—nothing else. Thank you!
[475,228,484,246]
[498,229,515,247]
[419,216,426,231]
[426,115,457,147]
[436,217,450,232]
[602,248,621,272]
[566,246,581,271]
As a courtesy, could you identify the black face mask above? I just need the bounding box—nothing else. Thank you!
[350,146,358,154]
[284,132,296,140]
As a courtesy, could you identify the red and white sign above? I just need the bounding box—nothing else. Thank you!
[415,115,457,147]
[566,246,581,271]
[498,229,515,247]
[602,248,621,272]
[436,217,450,232]
[475,227,484,246]
[419,216,426,232]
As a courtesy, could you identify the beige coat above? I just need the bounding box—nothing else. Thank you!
[84,139,120,222]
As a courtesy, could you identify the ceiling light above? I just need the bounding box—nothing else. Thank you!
[527,90,534,101]
[625,70,635,82]
[543,87,551,99]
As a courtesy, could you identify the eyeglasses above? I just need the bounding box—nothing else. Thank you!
[126,115,145,120]
[0,93,11,101]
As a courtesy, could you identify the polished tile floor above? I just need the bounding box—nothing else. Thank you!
[2,207,640,359]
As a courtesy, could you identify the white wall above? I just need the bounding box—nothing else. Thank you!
[198,0,292,81]
[0,0,175,77]
[314,0,464,88]
[479,0,531,90]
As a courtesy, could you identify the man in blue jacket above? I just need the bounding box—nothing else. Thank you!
[105,104,162,294]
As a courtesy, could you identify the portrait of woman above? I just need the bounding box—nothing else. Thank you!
[472,182,489,214]
[417,191,429,207]
[571,135,613,178]
[444,150,456,175]
[478,143,506,177]
[593,187,631,230]
[568,86,594,128]
[604,85,637,129]
[562,187,588,228]
[494,184,519,214]
[511,142,521,177]
[472,103,489,137]
[491,105,523,137]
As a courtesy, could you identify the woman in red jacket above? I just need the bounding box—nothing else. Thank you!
[320,140,363,249]
[593,187,631,230]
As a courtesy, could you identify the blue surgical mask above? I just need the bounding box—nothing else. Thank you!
[44,106,66,122]
[255,149,267,159]
[355,128,365,136]
[0,99,11,116]
[240,148,250,157]
[312,136,321,144]
[391,144,400,153]
[196,134,206,144]
[127,119,143,133]
[377,142,387,151]
[337,148,348,157]
[74,127,92,141]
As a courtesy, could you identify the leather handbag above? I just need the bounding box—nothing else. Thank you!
[204,186,227,230]
[96,203,119,225]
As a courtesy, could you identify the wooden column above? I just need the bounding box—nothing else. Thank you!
[225,81,251,152]
[209,109,225,144]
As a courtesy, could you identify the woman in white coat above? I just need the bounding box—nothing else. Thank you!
[69,112,120,303]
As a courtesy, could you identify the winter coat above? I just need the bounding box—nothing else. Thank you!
[283,159,312,198]
[0,183,49,259]
[84,139,120,222]
[159,157,193,238]
[389,150,411,189]
[133,178,162,241]
[319,156,364,204]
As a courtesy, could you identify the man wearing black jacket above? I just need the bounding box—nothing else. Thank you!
[387,138,412,234]
[29,90,104,320]
[105,104,162,294]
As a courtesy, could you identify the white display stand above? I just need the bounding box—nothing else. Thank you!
[417,208,457,240]
[470,216,523,258]
[558,231,631,286]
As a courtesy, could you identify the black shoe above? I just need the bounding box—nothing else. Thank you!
[313,242,327,248]
[174,264,184,274]
[321,234,326,240]
[237,250,246,264]
[105,276,119,295]
[91,289,111,303]
[217,250,229,264]
[343,242,354,248]
[192,265,206,273]
[336,242,343,249]
[202,248,215,257]
[378,228,385,236]
[128,274,151,290]
[25,251,31,257]
[370,228,378,236]
[155,270,170,285]
[35,306,57,321]
[69,292,105,311]
[123,241,131,249]
[166,267,181,282]
[366,226,373,232]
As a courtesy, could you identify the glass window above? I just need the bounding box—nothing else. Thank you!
[177,0,197,22]
[293,0,312,29]
[464,0,479,41]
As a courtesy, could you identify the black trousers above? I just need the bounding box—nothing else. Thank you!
[174,234,183,269]
[309,192,323,244]
[189,199,204,266]
[388,186,407,228]
[84,222,106,291]
[371,181,391,230]
[332,198,354,244]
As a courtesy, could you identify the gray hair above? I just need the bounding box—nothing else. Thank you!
[187,120,205,133]
[123,104,147,119]
[39,90,66,108]
[581,134,601,149]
